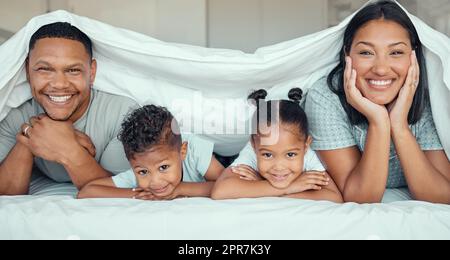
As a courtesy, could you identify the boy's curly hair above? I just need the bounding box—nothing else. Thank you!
[118,105,182,159]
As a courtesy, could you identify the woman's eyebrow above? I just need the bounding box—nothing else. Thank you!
[355,41,374,47]
[388,42,408,47]
[355,41,408,47]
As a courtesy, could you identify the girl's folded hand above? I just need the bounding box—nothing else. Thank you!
[284,171,330,195]
[231,165,262,181]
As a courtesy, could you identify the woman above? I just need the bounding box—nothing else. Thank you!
[305,0,450,203]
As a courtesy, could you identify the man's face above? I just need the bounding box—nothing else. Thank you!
[26,38,96,122]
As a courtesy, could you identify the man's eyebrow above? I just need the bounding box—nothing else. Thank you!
[33,60,52,66]
[66,63,85,68]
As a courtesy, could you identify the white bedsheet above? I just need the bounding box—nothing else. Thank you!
[0,1,449,240]
[0,194,449,240]
[0,0,448,157]
[0,176,448,240]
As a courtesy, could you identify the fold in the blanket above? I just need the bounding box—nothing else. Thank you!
[0,0,448,157]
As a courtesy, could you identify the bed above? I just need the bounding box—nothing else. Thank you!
[0,177,449,240]
[1,1,449,240]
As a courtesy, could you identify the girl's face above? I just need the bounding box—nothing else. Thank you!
[349,19,413,105]
[253,124,312,189]
[129,143,187,197]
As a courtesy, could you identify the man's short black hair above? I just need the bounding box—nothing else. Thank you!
[29,22,93,59]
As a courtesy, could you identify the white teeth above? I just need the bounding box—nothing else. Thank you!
[49,95,72,103]
[369,80,392,86]
[272,174,290,181]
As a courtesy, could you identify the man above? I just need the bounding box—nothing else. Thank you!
[0,22,138,195]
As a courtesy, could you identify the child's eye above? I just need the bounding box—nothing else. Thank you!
[138,170,149,176]
[286,152,297,158]
[262,153,273,159]
[159,165,170,171]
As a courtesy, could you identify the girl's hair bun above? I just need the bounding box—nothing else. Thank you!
[248,89,268,103]
[288,88,303,103]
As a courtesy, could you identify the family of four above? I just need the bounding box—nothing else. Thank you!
[0,1,449,203]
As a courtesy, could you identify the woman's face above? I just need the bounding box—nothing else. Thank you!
[349,19,413,105]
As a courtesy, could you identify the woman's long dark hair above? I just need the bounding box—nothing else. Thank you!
[327,0,429,125]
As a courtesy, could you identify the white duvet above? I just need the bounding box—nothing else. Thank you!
[0,1,449,240]
[0,194,449,240]
[0,0,448,157]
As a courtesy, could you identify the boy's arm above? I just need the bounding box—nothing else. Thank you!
[170,156,225,198]
[175,182,216,198]
[204,155,225,181]
[77,177,139,199]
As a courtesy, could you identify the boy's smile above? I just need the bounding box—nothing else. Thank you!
[129,143,187,197]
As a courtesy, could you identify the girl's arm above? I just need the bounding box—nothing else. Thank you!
[392,128,450,204]
[211,167,288,199]
[77,177,140,199]
[283,172,343,203]
[211,167,330,200]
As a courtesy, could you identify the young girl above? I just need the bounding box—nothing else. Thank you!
[305,1,450,204]
[211,88,343,203]
[78,105,224,200]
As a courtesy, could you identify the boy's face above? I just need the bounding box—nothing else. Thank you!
[129,143,187,197]
[253,124,312,189]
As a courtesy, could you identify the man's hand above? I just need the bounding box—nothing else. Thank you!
[74,130,96,157]
[18,115,82,164]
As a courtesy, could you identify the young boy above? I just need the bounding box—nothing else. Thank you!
[78,105,224,200]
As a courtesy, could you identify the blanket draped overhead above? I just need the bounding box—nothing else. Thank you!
[0,0,448,157]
